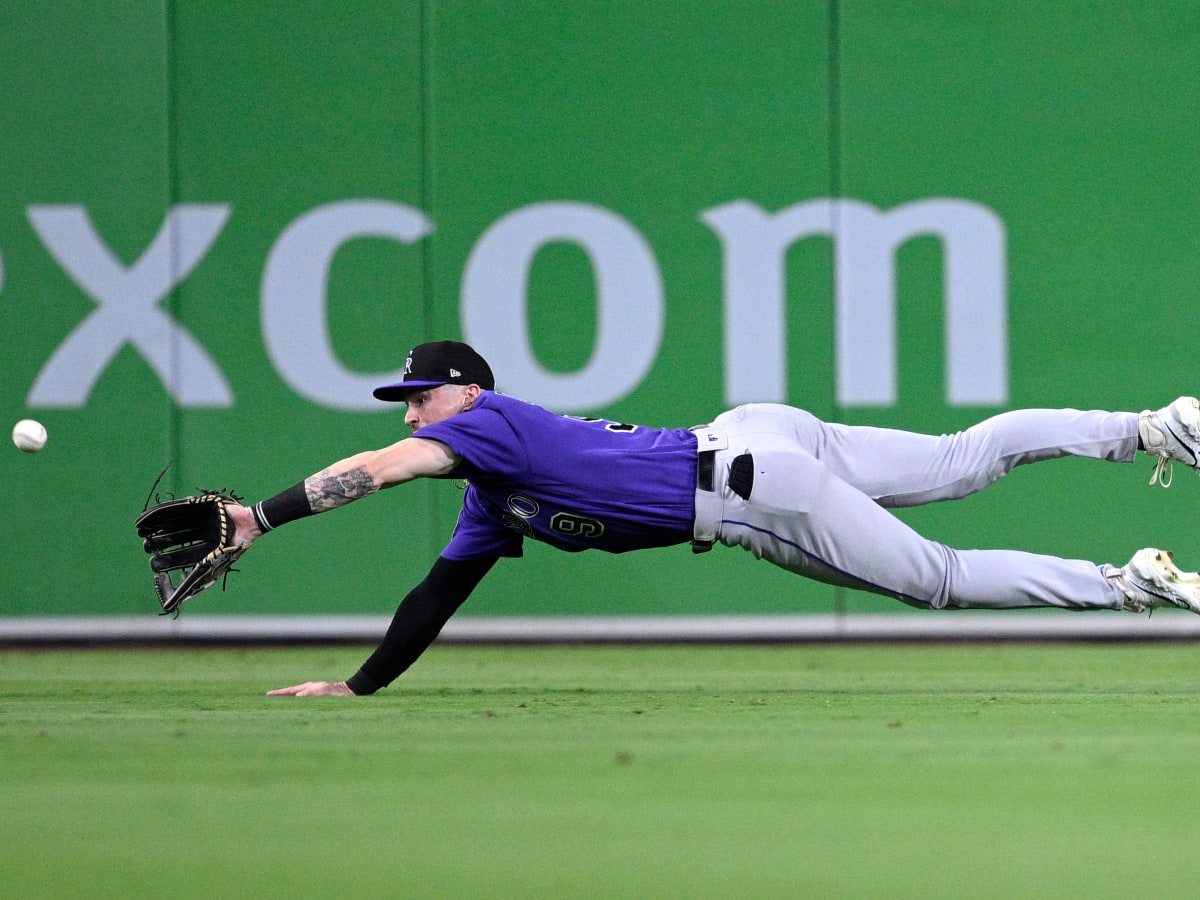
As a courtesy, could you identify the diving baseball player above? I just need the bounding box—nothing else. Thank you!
[209,341,1200,695]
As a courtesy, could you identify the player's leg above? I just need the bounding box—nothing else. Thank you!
[811,407,1139,507]
[700,412,1200,619]
[721,403,1156,507]
[772,398,1200,505]
[710,435,1127,610]
[708,437,1200,614]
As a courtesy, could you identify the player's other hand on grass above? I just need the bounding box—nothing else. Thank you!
[267,681,355,697]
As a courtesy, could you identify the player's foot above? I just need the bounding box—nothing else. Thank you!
[1111,548,1200,614]
[1139,396,1200,487]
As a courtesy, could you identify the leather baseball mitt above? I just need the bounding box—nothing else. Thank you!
[135,490,249,615]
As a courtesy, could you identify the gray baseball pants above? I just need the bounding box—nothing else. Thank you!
[692,404,1138,610]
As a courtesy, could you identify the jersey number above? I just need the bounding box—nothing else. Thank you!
[570,416,638,434]
[550,512,605,539]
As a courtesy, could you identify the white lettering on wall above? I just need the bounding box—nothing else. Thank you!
[261,200,431,411]
[461,201,664,412]
[21,197,1007,412]
[701,198,1008,407]
[26,204,232,407]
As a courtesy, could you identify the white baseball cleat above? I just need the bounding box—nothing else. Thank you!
[1139,396,1200,487]
[1113,548,1200,614]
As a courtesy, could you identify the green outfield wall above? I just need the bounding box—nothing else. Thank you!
[2,2,1198,618]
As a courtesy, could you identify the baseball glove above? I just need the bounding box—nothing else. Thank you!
[135,490,249,615]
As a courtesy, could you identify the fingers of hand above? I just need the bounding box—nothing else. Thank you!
[267,682,322,696]
[266,681,350,697]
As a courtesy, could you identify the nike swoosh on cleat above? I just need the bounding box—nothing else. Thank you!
[1162,422,1199,467]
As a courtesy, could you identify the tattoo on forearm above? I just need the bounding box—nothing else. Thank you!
[305,466,377,512]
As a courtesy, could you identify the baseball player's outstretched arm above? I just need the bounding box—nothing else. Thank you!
[308,435,460,507]
[268,555,497,697]
[227,437,460,545]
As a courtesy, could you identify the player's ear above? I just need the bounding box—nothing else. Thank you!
[461,383,482,410]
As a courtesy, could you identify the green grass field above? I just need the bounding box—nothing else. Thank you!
[3,642,1200,898]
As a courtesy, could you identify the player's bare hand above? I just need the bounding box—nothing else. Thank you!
[267,681,355,697]
[225,503,262,548]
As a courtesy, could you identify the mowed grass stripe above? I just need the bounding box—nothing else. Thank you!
[2,644,1199,898]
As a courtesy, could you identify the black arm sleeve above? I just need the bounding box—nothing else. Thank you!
[345,554,497,695]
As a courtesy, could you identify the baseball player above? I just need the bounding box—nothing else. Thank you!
[215,341,1200,696]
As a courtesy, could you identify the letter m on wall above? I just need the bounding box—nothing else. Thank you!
[701,198,1008,407]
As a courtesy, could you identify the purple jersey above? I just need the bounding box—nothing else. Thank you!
[412,392,698,559]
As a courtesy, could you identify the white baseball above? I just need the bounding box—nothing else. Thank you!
[12,419,48,453]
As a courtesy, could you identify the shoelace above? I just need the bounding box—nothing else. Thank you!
[1150,456,1173,488]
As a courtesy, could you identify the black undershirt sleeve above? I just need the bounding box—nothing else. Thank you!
[345,554,498,695]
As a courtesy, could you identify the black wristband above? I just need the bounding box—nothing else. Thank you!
[252,482,313,533]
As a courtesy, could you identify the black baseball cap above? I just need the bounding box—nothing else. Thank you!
[373,341,495,401]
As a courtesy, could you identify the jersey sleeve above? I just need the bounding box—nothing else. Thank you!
[412,401,528,476]
[345,554,498,694]
[440,484,524,560]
